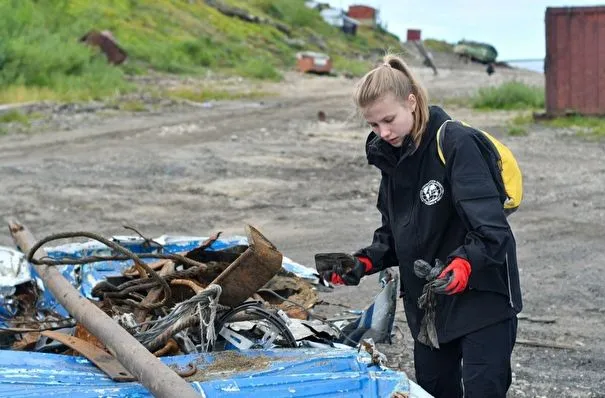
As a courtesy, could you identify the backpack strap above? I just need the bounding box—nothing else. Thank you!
[436,120,454,165]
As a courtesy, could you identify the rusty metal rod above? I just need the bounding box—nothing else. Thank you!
[8,220,200,398]
[135,261,175,324]
[145,315,199,353]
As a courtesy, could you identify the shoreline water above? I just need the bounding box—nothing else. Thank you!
[507,60,544,74]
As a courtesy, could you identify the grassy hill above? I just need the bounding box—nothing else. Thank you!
[0,0,403,103]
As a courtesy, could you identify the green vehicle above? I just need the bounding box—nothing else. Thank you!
[453,40,498,64]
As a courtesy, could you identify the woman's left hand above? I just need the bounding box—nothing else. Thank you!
[435,257,471,294]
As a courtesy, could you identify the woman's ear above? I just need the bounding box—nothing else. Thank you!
[408,93,417,112]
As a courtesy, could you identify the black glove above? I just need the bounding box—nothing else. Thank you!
[414,258,445,280]
[413,258,451,293]
[315,253,369,286]
[413,258,450,349]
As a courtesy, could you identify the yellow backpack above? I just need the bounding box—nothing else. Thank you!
[436,120,523,215]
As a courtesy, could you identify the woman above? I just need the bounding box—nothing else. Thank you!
[322,55,523,398]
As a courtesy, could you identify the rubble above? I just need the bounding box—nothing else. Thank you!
[0,222,396,352]
[0,221,414,397]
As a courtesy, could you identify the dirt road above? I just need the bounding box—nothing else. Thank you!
[1,66,603,397]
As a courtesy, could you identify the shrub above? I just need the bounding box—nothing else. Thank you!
[472,82,545,110]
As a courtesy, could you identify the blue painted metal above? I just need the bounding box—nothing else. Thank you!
[0,348,410,397]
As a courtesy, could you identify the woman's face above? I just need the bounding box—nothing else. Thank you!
[363,92,417,147]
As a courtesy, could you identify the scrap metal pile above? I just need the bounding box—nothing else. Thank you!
[0,222,398,372]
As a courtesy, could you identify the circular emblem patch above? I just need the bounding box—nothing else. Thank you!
[420,180,444,205]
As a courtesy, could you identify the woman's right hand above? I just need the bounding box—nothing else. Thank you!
[316,254,373,286]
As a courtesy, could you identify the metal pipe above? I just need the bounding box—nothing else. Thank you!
[8,220,200,398]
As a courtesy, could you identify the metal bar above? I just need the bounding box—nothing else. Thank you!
[8,220,200,398]
[41,330,136,382]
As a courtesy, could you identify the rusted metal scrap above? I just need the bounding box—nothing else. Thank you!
[80,30,128,65]
[11,331,40,351]
[0,220,418,396]
[210,225,283,308]
[73,323,106,352]
[153,338,180,357]
[41,330,136,382]
[62,224,293,356]
[134,260,176,324]
[7,220,200,398]
[2,221,330,378]
[258,274,319,320]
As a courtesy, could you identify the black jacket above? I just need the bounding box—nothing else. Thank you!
[357,105,522,343]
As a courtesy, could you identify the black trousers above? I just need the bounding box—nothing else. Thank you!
[413,317,517,398]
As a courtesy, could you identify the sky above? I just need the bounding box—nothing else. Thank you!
[326,0,601,61]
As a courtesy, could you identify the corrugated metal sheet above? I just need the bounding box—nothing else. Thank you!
[0,348,418,397]
[545,6,605,116]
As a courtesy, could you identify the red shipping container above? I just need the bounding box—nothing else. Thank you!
[407,29,422,41]
[546,6,605,116]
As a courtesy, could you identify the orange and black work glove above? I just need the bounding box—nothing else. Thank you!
[314,253,373,286]
[434,257,471,295]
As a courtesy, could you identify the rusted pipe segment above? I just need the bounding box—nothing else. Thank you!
[145,315,199,353]
[153,338,179,357]
[8,220,200,398]
[32,252,208,270]
[170,278,205,294]
[124,259,171,277]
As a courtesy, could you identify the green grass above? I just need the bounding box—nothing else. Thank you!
[546,116,605,138]
[503,112,532,137]
[168,87,273,102]
[505,112,605,139]
[507,125,528,136]
[510,113,533,126]
[424,39,454,53]
[251,0,322,28]
[472,82,545,110]
[0,110,31,124]
[235,58,282,81]
[118,100,147,112]
[332,56,372,77]
[0,0,402,104]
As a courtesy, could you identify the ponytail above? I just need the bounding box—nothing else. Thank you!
[354,54,430,144]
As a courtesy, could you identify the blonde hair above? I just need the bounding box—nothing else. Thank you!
[354,54,430,144]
